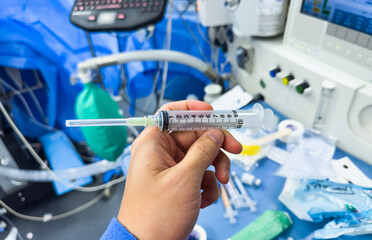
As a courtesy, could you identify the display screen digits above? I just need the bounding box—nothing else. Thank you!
[301,0,372,35]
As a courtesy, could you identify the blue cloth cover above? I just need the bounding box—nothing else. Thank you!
[118,2,228,115]
[0,0,120,141]
[100,218,137,240]
[39,131,93,195]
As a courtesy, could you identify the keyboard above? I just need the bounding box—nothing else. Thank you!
[70,0,168,32]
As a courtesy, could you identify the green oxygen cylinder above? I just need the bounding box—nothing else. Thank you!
[75,82,127,161]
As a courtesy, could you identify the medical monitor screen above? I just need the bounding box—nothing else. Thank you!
[301,0,372,35]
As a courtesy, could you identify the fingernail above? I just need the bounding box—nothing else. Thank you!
[206,130,223,145]
[224,168,230,181]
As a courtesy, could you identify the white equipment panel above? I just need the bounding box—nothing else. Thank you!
[230,35,372,164]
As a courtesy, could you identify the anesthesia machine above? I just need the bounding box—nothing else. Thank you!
[201,0,372,165]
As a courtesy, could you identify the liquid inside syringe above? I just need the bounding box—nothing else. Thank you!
[66,107,275,132]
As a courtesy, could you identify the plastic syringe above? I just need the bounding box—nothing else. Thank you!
[66,105,276,132]
[232,171,257,212]
[220,184,238,224]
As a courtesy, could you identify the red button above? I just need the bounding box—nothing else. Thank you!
[88,15,96,21]
[117,13,125,19]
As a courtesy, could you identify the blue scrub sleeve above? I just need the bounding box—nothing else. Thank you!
[100,218,137,240]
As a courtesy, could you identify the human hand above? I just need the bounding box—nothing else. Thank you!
[117,100,242,240]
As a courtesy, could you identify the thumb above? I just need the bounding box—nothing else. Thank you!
[177,130,224,178]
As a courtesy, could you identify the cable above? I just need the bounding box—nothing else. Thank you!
[157,0,174,108]
[116,26,161,115]
[195,21,212,47]
[0,190,106,222]
[85,31,105,89]
[0,78,55,132]
[0,213,25,240]
[170,1,208,62]
[195,19,215,68]
[0,77,138,153]
[23,70,48,124]
[126,125,140,138]
[214,47,219,73]
[0,79,126,192]
[119,94,154,115]
[196,22,216,69]
[219,55,232,75]
[142,66,162,114]
[86,31,97,58]
[0,84,125,223]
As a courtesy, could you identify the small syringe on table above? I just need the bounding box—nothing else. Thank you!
[224,180,243,209]
[231,171,257,212]
[66,104,277,132]
[220,184,238,224]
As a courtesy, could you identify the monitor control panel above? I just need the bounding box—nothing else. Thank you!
[70,0,167,31]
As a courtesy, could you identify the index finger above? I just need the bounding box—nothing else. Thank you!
[171,130,242,155]
[157,100,242,154]
[156,100,213,113]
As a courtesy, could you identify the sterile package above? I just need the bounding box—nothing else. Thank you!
[226,129,275,171]
[224,104,278,171]
[279,179,372,222]
[313,209,372,239]
[275,129,337,180]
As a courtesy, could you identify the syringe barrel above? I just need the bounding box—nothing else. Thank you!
[157,110,261,132]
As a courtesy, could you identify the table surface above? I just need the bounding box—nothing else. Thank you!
[7,101,372,240]
[197,102,372,240]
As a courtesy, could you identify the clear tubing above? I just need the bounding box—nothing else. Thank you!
[0,160,120,182]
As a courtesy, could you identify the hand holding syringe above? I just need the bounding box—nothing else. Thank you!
[66,103,277,132]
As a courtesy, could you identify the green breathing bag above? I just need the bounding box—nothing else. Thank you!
[76,82,127,161]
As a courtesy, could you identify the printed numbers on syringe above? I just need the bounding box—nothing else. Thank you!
[164,112,243,131]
